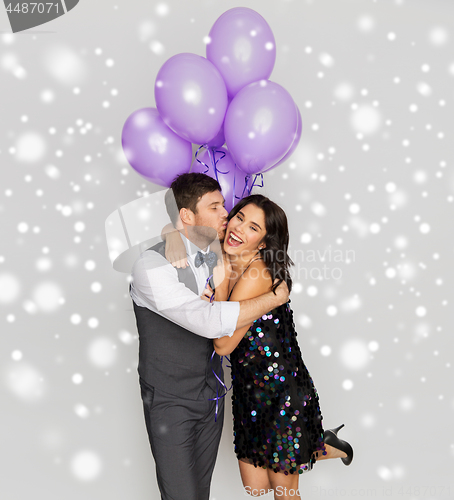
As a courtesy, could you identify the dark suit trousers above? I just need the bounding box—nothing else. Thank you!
[140,378,225,500]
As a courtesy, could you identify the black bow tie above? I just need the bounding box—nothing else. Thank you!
[194,250,217,269]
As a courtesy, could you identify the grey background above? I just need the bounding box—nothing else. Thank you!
[1,0,453,499]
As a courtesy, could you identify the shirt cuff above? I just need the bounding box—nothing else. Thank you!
[219,301,240,337]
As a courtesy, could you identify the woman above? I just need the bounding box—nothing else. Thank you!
[167,195,353,499]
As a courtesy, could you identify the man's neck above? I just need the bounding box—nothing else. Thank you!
[180,228,211,253]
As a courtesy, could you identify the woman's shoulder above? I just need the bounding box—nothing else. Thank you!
[229,258,272,301]
[244,257,270,277]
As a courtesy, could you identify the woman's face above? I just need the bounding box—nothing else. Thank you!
[224,203,266,258]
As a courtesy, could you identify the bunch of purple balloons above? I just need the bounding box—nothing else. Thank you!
[122,7,302,212]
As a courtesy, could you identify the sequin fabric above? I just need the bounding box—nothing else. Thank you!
[229,299,325,475]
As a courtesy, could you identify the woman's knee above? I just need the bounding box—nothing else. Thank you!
[243,483,273,497]
[267,472,301,499]
[239,460,272,496]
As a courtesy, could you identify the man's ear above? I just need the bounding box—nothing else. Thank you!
[179,207,194,225]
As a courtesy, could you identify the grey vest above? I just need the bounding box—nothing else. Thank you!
[132,241,223,400]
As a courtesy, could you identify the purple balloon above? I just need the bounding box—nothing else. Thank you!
[204,123,225,149]
[224,80,298,174]
[204,96,233,148]
[263,105,302,173]
[207,7,276,98]
[155,53,228,145]
[121,107,192,187]
[191,147,252,213]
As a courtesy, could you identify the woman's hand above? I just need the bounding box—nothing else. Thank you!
[164,230,188,268]
[201,284,214,302]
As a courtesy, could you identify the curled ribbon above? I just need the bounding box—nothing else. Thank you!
[207,148,229,178]
[208,349,232,422]
[235,172,264,202]
[195,147,265,210]
[194,145,210,173]
[205,274,215,302]
[250,173,264,191]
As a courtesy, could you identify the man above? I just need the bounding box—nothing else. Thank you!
[130,173,289,500]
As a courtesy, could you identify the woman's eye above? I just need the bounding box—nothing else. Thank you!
[236,214,243,221]
[250,226,257,232]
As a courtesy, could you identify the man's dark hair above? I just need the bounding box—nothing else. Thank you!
[164,173,221,226]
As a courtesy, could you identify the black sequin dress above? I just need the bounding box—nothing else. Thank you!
[229,298,325,475]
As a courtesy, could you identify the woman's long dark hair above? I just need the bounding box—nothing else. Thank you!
[227,194,294,294]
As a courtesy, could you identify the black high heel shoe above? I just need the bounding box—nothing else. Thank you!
[323,424,353,466]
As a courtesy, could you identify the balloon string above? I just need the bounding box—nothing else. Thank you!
[214,149,226,164]
[207,149,220,184]
[197,149,264,210]
[209,148,229,176]
[195,145,210,174]
[240,175,251,198]
[234,172,264,202]
[232,167,236,211]
[237,174,252,199]
[208,350,232,422]
[250,173,264,191]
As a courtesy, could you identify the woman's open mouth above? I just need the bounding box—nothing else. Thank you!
[226,231,243,247]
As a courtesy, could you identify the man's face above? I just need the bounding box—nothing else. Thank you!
[192,190,228,240]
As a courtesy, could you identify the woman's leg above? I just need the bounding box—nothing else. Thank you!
[239,460,272,497]
[240,445,347,498]
[267,469,301,500]
[316,443,347,461]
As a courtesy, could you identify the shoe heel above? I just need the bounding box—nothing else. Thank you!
[323,424,353,466]
[331,424,345,436]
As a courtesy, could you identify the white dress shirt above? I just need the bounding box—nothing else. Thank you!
[130,233,239,339]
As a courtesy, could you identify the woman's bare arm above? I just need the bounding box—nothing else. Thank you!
[213,260,272,356]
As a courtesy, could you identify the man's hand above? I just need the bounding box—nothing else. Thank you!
[273,279,290,306]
